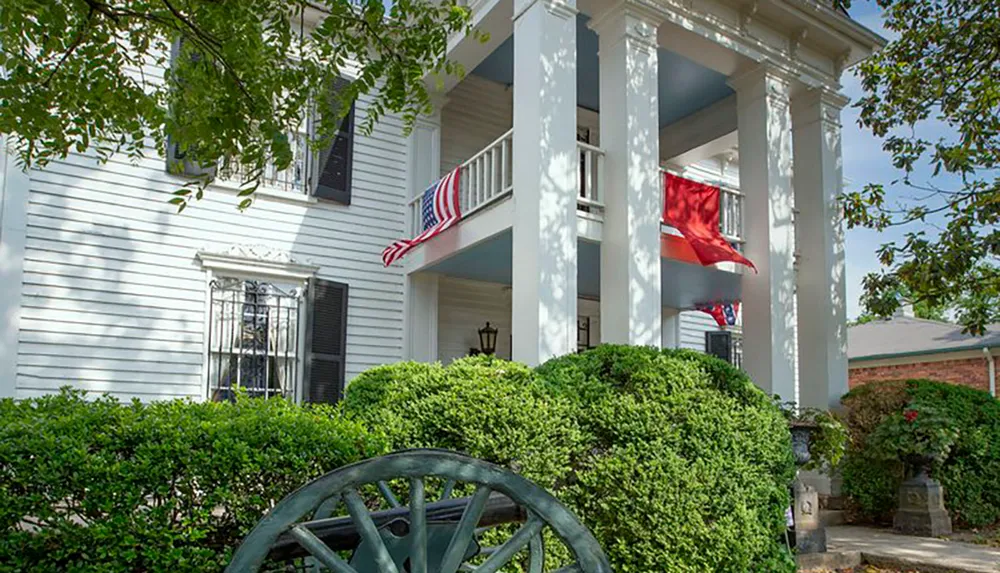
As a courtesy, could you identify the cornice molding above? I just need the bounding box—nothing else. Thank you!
[588,0,663,53]
[197,244,319,281]
[513,0,577,22]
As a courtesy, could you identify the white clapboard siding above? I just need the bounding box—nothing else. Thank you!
[16,88,408,401]
[440,76,513,175]
[437,277,513,364]
[678,310,722,352]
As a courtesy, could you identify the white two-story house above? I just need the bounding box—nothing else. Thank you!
[0,0,883,410]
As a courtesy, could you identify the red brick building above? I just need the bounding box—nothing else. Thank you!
[848,312,999,396]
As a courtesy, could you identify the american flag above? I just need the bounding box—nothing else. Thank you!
[382,168,462,266]
[697,301,740,328]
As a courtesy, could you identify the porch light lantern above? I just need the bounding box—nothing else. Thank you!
[478,322,498,356]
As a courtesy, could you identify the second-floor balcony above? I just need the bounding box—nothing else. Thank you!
[406,126,744,264]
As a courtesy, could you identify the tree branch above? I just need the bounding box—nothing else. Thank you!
[41,7,95,88]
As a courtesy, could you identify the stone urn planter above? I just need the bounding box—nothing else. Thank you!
[790,422,816,466]
[893,454,953,537]
[788,421,826,554]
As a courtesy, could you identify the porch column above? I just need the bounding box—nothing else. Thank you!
[730,64,797,403]
[407,101,443,234]
[510,0,578,365]
[591,2,663,346]
[0,137,29,398]
[662,307,680,349]
[403,272,439,362]
[793,87,850,410]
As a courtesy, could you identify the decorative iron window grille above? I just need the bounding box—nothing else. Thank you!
[218,120,315,195]
[207,278,305,401]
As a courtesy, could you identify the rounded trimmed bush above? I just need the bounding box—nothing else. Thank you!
[345,346,797,572]
[0,389,385,572]
[840,379,1000,527]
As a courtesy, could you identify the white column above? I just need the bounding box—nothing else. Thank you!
[662,307,680,349]
[591,3,662,346]
[510,0,578,365]
[406,103,443,234]
[730,65,797,403]
[0,138,30,398]
[403,272,439,362]
[793,87,850,410]
[402,103,443,363]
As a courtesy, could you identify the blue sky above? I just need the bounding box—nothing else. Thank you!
[840,1,960,318]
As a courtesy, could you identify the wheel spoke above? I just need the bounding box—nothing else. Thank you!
[439,485,492,573]
[409,477,428,573]
[528,532,544,573]
[473,515,545,573]
[377,480,401,508]
[344,489,400,573]
[289,524,359,573]
[440,479,456,501]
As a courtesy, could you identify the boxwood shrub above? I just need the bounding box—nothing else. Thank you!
[840,379,1000,527]
[345,346,797,572]
[0,389,385,572]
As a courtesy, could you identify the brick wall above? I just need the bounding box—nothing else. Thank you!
[849,356,991,393]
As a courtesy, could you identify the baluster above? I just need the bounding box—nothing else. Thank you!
[479,156,486,203]
[463,165,471,212]
[596,153,604,204]
[719,190,729,236]
[584,149,593,201]
[490,147,498,200]
[470,161,478,210]
[500,139,509,192]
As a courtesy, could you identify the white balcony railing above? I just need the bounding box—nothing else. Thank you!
[461,128,514,216]
[577,141,605,213]
[719,186,744,245]
[408,128,513,235]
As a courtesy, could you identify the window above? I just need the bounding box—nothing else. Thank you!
[218,111,315,195]
[167,41,355,203]
[199,248,350,404]
[207,278,305,401]
[705,330,743,369]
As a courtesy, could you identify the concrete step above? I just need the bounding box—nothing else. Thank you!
[821,510,846,527]
[797,550,861,572]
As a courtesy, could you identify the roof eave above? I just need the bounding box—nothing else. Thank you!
[850,343,997,363]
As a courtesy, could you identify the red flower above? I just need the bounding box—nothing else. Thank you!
[904,409,919,423]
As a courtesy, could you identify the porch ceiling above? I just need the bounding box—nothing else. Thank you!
[423,232,742,309]
[471,13,735,128]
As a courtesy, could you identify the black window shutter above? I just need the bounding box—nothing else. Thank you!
[165,38,217,178]
[313,77,355,204]
[705,331,733,364]
[305,278,349,404]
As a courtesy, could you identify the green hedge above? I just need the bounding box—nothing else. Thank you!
[0,390,385,572]
[345,346,797,572]
[840,380,1000,527]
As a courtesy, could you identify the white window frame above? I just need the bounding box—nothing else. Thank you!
[197,248,319,402]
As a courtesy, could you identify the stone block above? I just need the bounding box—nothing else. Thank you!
[893,474,952,537]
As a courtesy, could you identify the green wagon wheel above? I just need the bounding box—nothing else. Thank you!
[226,449,611,573]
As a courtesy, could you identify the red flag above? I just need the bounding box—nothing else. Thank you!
[697,301,741,328]
[662,173,756,272]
